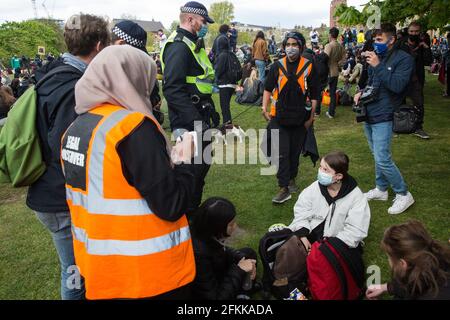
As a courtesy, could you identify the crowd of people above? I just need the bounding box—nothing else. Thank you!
[0,0,449,301]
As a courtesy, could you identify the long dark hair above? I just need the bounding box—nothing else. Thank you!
[191,197,236,240]
[253,31,265,45]
[382,220,450,298]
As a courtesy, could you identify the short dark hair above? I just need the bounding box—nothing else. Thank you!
[374,23,397,38]
[323,151,350,179]
[408,21,421,30]
[158,29,163,32]
[219,24,230,34]
[329,27,339,39]
[64,14,110,56]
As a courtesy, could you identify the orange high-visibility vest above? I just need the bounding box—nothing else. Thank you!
[61,104,195,300]
[270,56,313,117]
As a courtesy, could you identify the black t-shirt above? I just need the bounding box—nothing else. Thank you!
[264,57,320,102]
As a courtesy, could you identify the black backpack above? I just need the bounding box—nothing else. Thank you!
[275,60,311,127]
[338,89,353,106]
[259,229,308,299]
[224,51,243,84]
[314,52,329,87]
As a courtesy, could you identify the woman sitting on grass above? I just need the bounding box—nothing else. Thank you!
[288,151,371,250]
[366,220,450,300]
[190,197,257,300]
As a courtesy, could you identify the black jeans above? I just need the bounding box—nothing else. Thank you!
[267,119,307,188]
[219,87,234,124]
[406,81,425,130]
[315,83,327,115]
[328,76,338,116]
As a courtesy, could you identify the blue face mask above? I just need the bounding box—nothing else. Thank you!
[197,24,208,38]
[317,169,334,186]
[373,38,391,55]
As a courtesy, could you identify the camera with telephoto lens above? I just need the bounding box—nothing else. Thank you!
[352,85,379,122]
[352,102,367,123]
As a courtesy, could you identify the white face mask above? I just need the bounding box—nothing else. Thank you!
[317,169,334,186]
[285,47,300,60]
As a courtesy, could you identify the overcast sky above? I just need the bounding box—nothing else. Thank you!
[0,0,366,29]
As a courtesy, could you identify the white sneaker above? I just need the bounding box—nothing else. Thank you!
[388,192,415,215]
[326,111,334,119]
[364,187,388,201]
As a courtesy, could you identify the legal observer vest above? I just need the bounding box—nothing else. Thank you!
[61,104,195,299]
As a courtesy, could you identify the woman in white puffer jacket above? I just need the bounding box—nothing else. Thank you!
[289,151,371,250]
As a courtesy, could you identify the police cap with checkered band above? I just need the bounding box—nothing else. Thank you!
[180,1,215,24]
[112,20,148,54]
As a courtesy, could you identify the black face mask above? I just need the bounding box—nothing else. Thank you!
[409,34,420,44]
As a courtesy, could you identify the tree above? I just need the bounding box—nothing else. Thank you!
[334,0,450,30]
[238,31,254,46]
[0,20,66,64]
[146,32,156,53]
[333,4,364,27]
[209,1,234,25]
[169,20,179,34]
[204,1,235,48]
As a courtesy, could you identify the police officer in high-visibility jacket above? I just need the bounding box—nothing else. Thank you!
[262,32,320,204]
[61,45,196,300]
[161,1,216,213]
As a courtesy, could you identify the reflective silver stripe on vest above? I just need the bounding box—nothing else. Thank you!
[66,189,152,216]
[196,78,214,84]
[67,109,153,216]
[72,225,191,256]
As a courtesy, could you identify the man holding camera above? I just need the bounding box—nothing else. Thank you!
[354,23,415,215]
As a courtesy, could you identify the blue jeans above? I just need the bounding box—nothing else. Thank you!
[364,121,408,195]
[35,211,85,300]
[255,59,266,84]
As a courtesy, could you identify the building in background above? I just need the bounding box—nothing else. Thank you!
[234,22,273,33]
[112,18,165,35]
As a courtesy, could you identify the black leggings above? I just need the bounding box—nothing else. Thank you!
[219,87,234,124]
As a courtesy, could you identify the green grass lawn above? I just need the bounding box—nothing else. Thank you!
[0,74,449,300]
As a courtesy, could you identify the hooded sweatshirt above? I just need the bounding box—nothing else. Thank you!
[289,175,371,248]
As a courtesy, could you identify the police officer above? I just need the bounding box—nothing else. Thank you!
[161,1,216,212]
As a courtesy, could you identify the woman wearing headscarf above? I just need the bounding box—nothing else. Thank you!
[61,45,196,300]
[190,197,257,300]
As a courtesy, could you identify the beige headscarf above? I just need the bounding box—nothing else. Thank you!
[74,45,172,154]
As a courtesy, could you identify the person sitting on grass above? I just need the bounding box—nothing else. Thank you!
[366,220,450,300]
[288,151,371,250]
[191,197,258,300]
